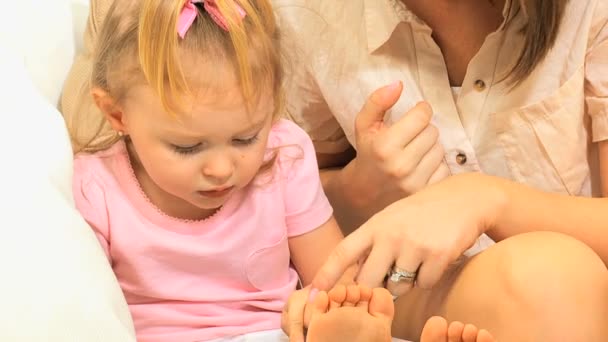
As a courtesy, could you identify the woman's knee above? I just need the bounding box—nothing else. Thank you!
[487,231,608,338]
[444,231,608,339]
[492,231,607,302]
[393,232,608,339]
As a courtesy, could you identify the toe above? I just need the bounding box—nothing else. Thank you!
[447,321,464,342]
[356,285,373,309]
[477,329,495,342]
[327,285,347,310]
[420,316,448,342]
[462,324,479,342]
[344,284,361,307]
[368,288,395,321]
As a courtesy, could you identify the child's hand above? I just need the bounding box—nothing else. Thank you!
[281,286,314,342]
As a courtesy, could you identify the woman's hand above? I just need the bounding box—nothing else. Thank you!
[340,82,450,218]
[312,173,507,297]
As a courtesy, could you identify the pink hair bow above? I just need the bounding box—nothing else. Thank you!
[177,0,246,38]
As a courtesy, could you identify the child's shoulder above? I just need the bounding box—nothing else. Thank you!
[73,141,128,186]
[268,118,313,148]
[261,119,320,184]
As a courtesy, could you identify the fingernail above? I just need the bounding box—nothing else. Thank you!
[386,80,401,91]
[307,288,319,303]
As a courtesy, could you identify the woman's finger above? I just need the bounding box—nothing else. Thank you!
[385,252,423,297]
[354,82,403,139]
[427,158,450,185]
[407,140,446,186]
[414,255,451,290]
[384,124,439,180]
[356,244,396,288]
[311,225,374,291]
[385,101,433,148]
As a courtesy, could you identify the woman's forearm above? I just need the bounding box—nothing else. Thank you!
[320,163,371,235]
[485,175,608,265]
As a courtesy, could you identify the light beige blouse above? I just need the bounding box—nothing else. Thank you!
[274,0,608,196]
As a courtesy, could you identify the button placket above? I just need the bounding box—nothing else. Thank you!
[412,30,481,175]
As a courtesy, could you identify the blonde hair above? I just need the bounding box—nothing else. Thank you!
[69,0,282,153]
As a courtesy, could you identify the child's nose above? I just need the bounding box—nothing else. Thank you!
[202,154,233,185]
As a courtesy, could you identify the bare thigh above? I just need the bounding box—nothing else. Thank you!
[390,231,608,341]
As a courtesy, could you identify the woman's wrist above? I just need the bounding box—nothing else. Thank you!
[320,161,375,234]
[323,160,367,211]
[477,174,512,238]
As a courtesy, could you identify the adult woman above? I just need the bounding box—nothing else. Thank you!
[274,0,608,230]
[273,0,608,340]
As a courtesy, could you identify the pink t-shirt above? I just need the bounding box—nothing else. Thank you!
[72,119,333,342]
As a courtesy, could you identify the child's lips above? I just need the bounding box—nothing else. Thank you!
[198,186,234,198]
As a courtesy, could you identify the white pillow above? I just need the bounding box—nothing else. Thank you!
[71,0,92,54]
[0,40,135,341]
[0,0,76,107]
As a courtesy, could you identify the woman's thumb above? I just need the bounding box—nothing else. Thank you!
[355,81,403,134]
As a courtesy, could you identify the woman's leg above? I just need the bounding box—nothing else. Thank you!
[391,231,608,341]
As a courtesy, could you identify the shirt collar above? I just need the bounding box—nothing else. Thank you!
[364,0,415,53]
[364,0,517,53]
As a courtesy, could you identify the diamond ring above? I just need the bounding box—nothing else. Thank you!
[387,266,417,283]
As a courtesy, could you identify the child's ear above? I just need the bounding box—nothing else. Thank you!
[91,87,127,133]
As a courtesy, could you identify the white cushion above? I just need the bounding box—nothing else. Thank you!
[0,0,136,340]
[0,42,135,342]
[0,0,76,107]
[70,0,91,56]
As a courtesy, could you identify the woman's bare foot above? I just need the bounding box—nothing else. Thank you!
[306,284,394,342]
[420,316,496,342]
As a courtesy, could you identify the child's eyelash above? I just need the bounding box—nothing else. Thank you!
[172,144,201,155]
[233,135,259,146]
[170,135,259,155]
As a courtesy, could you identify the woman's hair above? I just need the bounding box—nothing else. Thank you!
[504,0,569,85]
[69,0,282,153]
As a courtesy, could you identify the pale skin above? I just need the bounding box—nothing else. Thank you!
[309,0,608,341]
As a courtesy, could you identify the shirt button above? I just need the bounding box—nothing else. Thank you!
[456,153,467,165]
[474,79,486,91]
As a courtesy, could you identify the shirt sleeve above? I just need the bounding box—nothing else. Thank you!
[585,2,608,142]
[274,3,352,154]
[272,120,334,237]
[72,158,112,261]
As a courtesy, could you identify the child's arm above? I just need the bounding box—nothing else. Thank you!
[288,216,357,286]
[276,121,359,285]
[277,120,361,341]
